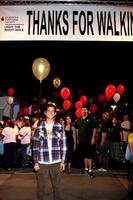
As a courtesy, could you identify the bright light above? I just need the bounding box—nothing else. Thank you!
[111,105,116,111]
[38,64,45,73]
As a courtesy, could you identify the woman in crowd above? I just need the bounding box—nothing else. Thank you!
[2,119,19,170]
[109,116,123,169]
[64,115,77,173]
[18,116,32,167]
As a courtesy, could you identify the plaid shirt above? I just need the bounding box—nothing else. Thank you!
[33,121,67,164]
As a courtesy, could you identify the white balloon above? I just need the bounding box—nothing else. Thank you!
[113,93,120,103]
[7,96,14,105]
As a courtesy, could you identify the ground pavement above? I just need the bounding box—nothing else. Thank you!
[0,167,130,200]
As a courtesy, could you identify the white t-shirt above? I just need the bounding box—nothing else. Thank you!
[2,126,19,144]
[45,122,53,163]
[18,126,31,144]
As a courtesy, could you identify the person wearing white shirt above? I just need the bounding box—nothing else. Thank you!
[18,118,31,167]
[2,120,19,170]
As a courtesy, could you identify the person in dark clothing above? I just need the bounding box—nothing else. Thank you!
[97,114,110,172]
[76,107,97,178]
[64,115,77,173]
[109,116,123,169]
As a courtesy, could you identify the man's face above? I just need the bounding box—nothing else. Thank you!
[45,106,56,119]
[81,108,88,117]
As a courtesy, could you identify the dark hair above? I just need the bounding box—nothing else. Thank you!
[6,120,14,128]
[0,122,4,128]
[45,102,57,112]
[2,115,10,122]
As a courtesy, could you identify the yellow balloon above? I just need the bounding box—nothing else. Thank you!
[53,78,61,88]
[32,57,50,82]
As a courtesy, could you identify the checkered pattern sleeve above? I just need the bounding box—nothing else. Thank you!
[32,126,41,164]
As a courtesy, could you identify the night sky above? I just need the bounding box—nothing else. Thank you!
[0,40,132,107]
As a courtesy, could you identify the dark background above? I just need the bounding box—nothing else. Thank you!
[0,41,132,107]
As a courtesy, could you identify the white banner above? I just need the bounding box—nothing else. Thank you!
[0,4,133,41]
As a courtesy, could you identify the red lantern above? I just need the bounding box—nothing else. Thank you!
[60,87,70,100]
[90,104,98,114]
[105,84,116,100]
[98,94,105,103]
[63,100,71,110]
[75,108,82,118]
[116,84,125,95]
[75,100,83,109]
[80,95,87,105]
[7,87,14,96]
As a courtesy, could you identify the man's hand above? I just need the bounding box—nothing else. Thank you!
[60,163,65,172]
[34,163,40,171]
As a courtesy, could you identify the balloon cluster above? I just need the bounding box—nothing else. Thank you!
[105,84,125,103]
[75,95,88,118]
[60,87,71,110]
[60,87,88,117]
[60,88,99,117]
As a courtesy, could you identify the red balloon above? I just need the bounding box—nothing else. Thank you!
[80,95,87,105]
[75,108,82,118]
[116,84,125,95]
[60,87,70,100]
[75,100,83,109]
[98,94,105,103]
[7,87,14,96]
[90,104,98,114]
[63,100,71,110]
[105,84,116,100]
[22,107,29,115]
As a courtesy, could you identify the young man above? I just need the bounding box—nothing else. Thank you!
[33,103,67,200]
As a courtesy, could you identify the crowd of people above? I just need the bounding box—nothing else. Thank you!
[0,102,133,198]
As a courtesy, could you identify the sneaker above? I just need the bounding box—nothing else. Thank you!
[98,168,107,172]
[88,171,95,178]
[102,168,107,172]
[81,169,89,175]
[7,168,12,171]
[98,168,103,172]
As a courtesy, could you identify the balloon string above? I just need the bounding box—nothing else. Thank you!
[39,81,42,104]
